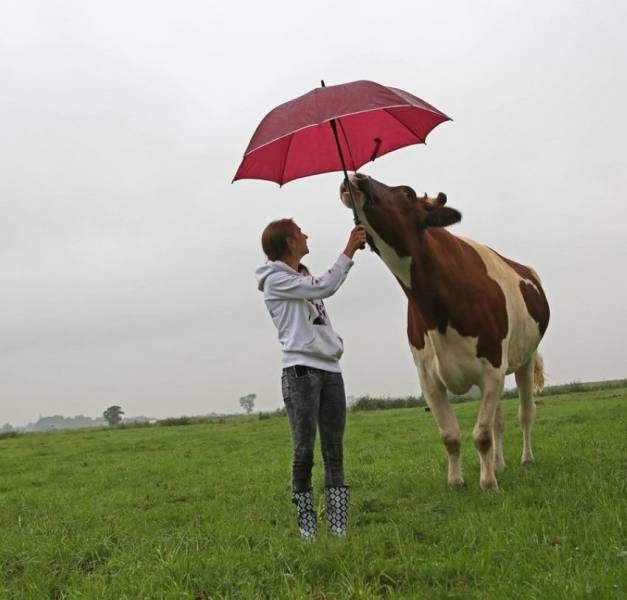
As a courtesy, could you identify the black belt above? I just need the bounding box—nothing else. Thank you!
[283,365,317,377]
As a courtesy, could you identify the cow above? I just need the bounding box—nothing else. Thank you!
[340,173,550,491]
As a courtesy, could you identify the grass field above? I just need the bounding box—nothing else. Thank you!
[1,387,625,599]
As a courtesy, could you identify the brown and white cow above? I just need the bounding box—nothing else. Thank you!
[340,173,550,491]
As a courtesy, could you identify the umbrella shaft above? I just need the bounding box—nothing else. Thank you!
[329,118,360,225]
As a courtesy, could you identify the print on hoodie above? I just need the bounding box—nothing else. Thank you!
[255,255,354,370]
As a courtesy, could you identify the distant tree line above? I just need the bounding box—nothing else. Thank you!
[1,380,623,439]
[0,409,153,436]
[350,379,627,412]
[502,379,627,399]
[22,414,107,432]
[349,395,425,411]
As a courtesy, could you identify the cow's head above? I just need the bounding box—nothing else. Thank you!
[340,173,461,255]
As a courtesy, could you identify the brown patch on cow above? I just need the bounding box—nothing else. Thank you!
[407,297,427,349]
[519,282,550,335]
[404,229,509,367]
[495,253,550,335]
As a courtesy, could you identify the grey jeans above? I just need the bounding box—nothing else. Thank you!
[281,367,347,492]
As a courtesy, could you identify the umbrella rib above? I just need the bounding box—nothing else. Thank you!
[278,134,295,186]
[336,118,357,171]
[383,109,426,144]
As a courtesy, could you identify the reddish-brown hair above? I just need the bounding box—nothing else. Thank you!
[261,218,297,261]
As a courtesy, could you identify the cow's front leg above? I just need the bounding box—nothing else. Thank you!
[474,374,504,491]
[417,366,464,488]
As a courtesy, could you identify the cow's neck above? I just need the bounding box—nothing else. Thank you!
[360,210,455,318]
[358,212,413,288]
[406,229,456,317]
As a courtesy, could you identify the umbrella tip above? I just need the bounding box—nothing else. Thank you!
[320,80,326,87]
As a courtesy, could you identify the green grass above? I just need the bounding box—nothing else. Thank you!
[1,388,625,599]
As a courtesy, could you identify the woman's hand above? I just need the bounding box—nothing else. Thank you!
[343,225,367,258]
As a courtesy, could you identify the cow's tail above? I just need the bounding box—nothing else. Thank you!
[533,351,545,393]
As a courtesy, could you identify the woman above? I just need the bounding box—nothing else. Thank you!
[255,218,366,540]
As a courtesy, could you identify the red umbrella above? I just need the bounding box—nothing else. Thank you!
[233,79,450,220]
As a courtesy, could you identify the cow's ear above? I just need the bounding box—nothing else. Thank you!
[425,206,462,228]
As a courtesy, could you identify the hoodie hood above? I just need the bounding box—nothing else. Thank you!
[255,260,298,291]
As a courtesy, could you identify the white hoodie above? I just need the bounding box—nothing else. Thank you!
[255,254,354,371]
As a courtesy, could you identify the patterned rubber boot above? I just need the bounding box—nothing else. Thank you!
[291,489,317,541]
[325,486,350,537]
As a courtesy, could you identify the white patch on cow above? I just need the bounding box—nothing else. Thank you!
[410,325,504,395]
[459,237,542,373]
[365,224,412,287]
[356,209,413,288]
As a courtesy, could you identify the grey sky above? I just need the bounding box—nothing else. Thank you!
[1,1,625,426]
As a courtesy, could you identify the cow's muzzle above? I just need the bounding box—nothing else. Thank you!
[344,173,375,209]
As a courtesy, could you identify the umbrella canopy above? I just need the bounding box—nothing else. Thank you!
[233,80,450,186]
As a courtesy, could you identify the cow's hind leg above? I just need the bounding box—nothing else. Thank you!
[492,402,506,472]
[419,370,464,488]
[515,357,536,465]
[474,374,504,491]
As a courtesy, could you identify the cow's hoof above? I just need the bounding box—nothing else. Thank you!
[448,478,465,490]
[480,478,499,492]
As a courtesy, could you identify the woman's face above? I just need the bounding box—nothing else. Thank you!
[288,224,309,258]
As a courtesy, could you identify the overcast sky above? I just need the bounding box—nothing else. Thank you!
[1,1,625,426]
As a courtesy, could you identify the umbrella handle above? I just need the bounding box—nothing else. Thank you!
[370,138,382,162]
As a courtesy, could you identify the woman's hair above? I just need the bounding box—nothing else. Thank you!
[261,218,297,261]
